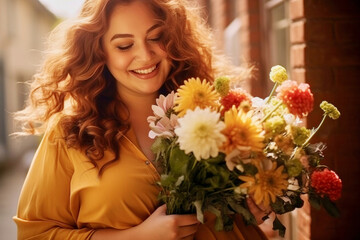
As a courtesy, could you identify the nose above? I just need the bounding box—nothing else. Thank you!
[135,42,153,62]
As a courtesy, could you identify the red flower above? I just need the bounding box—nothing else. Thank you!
[310,169,342,201]
[220,88,251,114]
[276,80,314,117]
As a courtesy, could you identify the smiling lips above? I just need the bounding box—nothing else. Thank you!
[130,63,160,79]
[133,64,157,74]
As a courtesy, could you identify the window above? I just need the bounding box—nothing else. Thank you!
[263,0,291,74]
[224,0,241,66]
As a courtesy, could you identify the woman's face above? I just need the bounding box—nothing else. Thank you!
[102,1,171,97]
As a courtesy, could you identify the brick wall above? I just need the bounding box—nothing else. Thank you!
[239,0,266,97]
[290,0,360,239]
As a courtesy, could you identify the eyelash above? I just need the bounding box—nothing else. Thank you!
[117,34,163,51]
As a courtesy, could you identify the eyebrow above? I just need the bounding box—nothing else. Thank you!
[110,23,163,41]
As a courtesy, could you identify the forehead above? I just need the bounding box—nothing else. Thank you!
[106,1,160,33]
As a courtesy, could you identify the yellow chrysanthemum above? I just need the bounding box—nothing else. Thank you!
[221,107,264,154]
[174,78,219,116]
[239,162,289,208]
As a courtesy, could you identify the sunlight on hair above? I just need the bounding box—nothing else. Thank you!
[39,0,85,18]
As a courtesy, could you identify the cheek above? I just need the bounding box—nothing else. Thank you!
[107,52,133,72]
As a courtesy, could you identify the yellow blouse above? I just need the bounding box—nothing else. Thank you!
[14,117,267,240]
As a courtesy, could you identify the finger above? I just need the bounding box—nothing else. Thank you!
[153,204,167,215]
[248,195,272,213]
[181,235,196,240]
[246,197,263,214]
[178,223,199,239]
[246,198,265,224]
[173,214,200,227]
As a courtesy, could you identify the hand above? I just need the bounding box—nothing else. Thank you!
[246,196,272,225]
[139,204,200,240]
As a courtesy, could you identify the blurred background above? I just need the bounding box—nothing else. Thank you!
[0,0,359,239]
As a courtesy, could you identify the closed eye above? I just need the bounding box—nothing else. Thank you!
[148,33,163,42]
[117,44,133,51]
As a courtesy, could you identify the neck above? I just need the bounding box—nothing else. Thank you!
[120,91,158,120]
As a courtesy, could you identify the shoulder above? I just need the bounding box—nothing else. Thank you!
[43,113,67,142]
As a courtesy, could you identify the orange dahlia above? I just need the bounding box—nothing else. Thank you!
[310,169,342,201]
[276,80,314,117]
[220,88,252,114]
[221,107,264,155]
[239,162,289,208]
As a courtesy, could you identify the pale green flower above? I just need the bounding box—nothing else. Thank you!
[263,98,288,117]
[320,101,340,119]
[214,76,230,97]
[269,65,288,84]
[291,126,311,146]
[175,107,226,160]
[286,158,303,177]
[264,116,286,135]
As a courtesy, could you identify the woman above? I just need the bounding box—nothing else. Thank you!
[14,0,269,239]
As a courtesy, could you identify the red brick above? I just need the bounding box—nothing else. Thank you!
[291,44,306,68]
[290,20,305,43]
[307,45,360,67]
[247,0,259,14]
[248,13,260,31]
[333,66,360,86]
[306,20,334,43]
[249,47,261,61]
[249,30,261,45]
[290,0,305,20]
[291,68,306,82]
[335,21,360,43]
[305,0,360,19]
[305,68,334,91]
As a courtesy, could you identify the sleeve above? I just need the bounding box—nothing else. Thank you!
[13,123,96,240]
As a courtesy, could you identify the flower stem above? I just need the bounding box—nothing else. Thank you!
[192,159,197,170]
[289,114,328,160]
[265,82,279,104]
[210,186,237,195]
[301,114,327,148]
[261,101,283,123]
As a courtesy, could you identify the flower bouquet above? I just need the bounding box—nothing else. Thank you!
[147,65,342,236]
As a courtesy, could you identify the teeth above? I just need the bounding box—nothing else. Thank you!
[133,65,156,74]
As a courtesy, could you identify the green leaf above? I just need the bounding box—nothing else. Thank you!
[272,216,286,237]
[243,163,258,175]
[175,175,184,187]
[207,205,224,231]
[308,194,321,210]
[169,145,190,177]
[321,197,341,217]
[160,174,178,187]
[289,193,304,208]
[227,199,257,225]
[151,137,170,155]
[205,153,226,164]
[193,200,204,223]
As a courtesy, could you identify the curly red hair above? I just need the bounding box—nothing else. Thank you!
[15,0,250,174]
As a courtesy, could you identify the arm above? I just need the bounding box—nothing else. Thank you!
[91,205,200,240]
[14,124,95,240]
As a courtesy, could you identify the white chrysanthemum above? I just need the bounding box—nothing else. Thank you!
[175,107,226,160]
